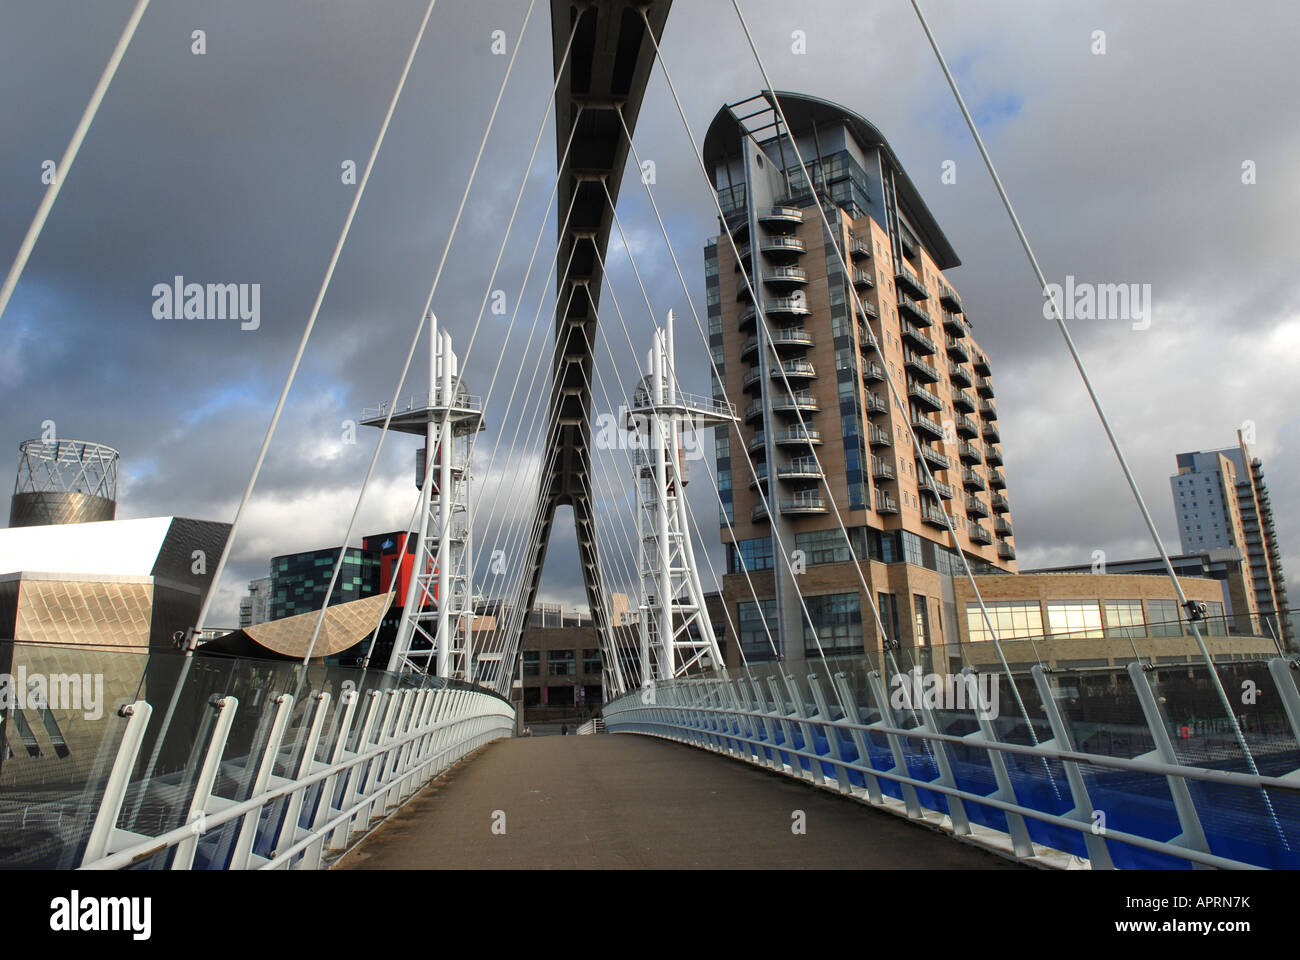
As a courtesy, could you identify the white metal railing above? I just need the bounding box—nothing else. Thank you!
[362,388,484,421]
[79,683,514,870]
[576,718,605,735]
[602,658,1300,870]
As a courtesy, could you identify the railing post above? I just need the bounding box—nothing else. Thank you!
[766,676,801,777]
[783,674,823,786]
[332,689,382,851]
[961,668,1035,859]
[272,690,331,869]
[172,696,239,870]
[833,672,883,804]
[900,666,971,837]
[229,693,294,868]
[1127,661,1211,866]
[807,674,851,795]
[81,700,153,866]
[865,670,922,817]
[1030,666,1113,868]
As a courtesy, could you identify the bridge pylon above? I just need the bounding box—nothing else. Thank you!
[625,310,737,687]
[361,314,484,678]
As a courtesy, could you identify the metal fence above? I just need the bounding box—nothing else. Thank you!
[0,641,514,869]
[602,636,1300,869]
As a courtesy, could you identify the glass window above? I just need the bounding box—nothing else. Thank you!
[522,650,540,677]
[795,528,854,566]
[582,648,602,674]
[1103,600,1145,639]
[730,537,773,573]
[1046,601,1103,639]
[738,599,779,661]
[547,649,575,676]
[1146,598,1182,637]
[966,601,1043,644]
[803,592,862,656]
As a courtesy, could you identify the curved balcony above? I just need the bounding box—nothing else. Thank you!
[760,236,806,257]
[742,367,764,392]
[763,266,809,289]
[760,205,804,227]
[764,296,812,318]
[771,359,816,382]
[773,428,822,447]
[747,466,768,490]
[781,492,828,515]
[741,328,813,360]
[771,392,819,415]
[751,502,770,523]
[746,431,766,454]
[778,456,823,481]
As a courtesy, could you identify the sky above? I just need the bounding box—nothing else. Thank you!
[2,0,1297,627]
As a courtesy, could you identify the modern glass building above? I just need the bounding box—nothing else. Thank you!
[270,546,381,621]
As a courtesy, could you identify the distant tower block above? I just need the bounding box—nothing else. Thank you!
[9,439,120,528]
[626,310,737,689]
[360,315,484,679]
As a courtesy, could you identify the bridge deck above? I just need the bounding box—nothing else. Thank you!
[338,735,1022,869]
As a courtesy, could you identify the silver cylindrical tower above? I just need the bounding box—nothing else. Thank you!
[9,438,119,527]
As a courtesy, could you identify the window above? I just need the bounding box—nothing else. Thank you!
[730,537,773,573]
[803,593,862,656]
[522,651,540,677]
[966,601,1043,644]
[1147,598,1182,637]
[1103,600,1145,639]
[795,528,854,565]
[738,599,779,661]
[547,649,575,676]
[1047,601,1103,639]
[582,648,602,674]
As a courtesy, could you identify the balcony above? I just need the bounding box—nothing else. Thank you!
[742,366,764,391]
[911,413,945,441]
[895,264,929,300]
[864,392,887,415]
[990,469,1006,489]
[921,504,950,528]
[778,457,822,481]
[852,269,875,289]
[991,492,1010,513]
[773,428,822,447]
[939,283,963,312]
[868,424,893,447]
[904,352,939,383]
[782,492,828,515]
[976,376,995,398]
[849,236,871,260]
[759,236,806,257]
[959,441,983,464]
[743,400,764,422]
[982,422,1001,444]
[898,295,932,327]
[875,491,900,515]
[902,322,937,355]
[980,400,997,420]
[760,205,804,226]
[953,389,976,413]
[762,297,812,319]
[771,392,819,415]
[908,382,942,412]
[751,502,769,523]
[962,468,986,491]
[997,541,1016,560]
[746,431,766,454]
[956,415,979,438]
[771,360,816,384]
[970,523,993,545]
[855,298,879,320]
[973,351,992,375]
[763,266,809,288]
[747,465,768,490]
[943,311,969,337]
[949,362,973,388]
[863,360,887,383]
[918,446,952,474]
[946,336,970,363]
[966,495,990,518]
[986,445,1003,467]
[872,457,895,480]
[995,516,1013,536]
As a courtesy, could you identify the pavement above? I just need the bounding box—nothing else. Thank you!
[336,734,1023,869]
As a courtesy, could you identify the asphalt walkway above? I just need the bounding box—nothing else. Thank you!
[337,734,1021,869]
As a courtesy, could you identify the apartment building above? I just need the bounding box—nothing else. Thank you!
[703,92,1015,665]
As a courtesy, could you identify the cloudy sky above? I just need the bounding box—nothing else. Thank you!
[2,0,1297,627]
